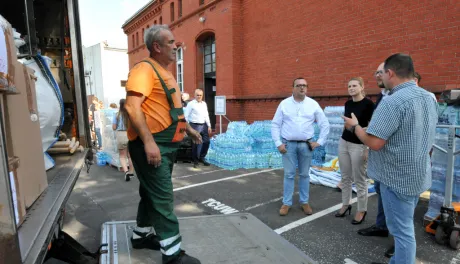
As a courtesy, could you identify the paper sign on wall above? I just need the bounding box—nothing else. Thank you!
[215,96,226,115]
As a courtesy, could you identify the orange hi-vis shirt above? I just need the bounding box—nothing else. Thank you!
[126,58,183,141]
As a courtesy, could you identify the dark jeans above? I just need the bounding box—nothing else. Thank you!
[375,181,388,230]
[190,123,210,162]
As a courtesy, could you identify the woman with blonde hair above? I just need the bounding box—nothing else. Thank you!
[112,99,134,181]
[335,77,375,224]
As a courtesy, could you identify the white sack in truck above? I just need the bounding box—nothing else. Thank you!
[0,15,17,92]
[20,55,64,170]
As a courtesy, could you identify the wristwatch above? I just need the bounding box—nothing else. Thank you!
[350,124,360,134]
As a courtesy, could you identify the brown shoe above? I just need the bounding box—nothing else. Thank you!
[279,205,290,216]
[301,203,313,215]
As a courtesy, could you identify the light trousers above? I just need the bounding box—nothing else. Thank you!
[338,138,368,211]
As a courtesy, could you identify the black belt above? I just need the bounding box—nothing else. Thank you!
[190,122,205,125]
[287,138,313,151]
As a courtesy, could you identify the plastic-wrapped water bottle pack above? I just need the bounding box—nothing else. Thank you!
[100,109,121,168]
[323,106,344,162]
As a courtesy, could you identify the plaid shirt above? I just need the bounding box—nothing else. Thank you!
[367,80,438,196]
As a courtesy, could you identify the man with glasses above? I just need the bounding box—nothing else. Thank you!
[374,63,390,108]
[272,78,330,216]
[358,62,394,258]
[185,89,212,168]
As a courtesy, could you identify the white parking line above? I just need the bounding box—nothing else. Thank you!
[274,193,376,234]
[173,169,225,179]
[244,192,299,211]
[344,258,359,264]
[173,168,279,192]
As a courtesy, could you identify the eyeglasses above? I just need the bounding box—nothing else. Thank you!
[375,70,384,76]
[196,95,203,97]
[294,84,308,88]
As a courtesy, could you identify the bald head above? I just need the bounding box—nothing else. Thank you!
[194,89,204,102]
[375,62,385,89]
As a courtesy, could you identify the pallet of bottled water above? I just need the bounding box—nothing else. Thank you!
[206,121,282,170]
[323,106,345,162]
[425,106,460,220]
[100,109,121,168]
[206,120,325,170]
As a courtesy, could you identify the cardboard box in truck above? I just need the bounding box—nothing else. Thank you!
[4,60,47,210]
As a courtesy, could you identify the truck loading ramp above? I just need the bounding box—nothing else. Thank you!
[100,213,316,264]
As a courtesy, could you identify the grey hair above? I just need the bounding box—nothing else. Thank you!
[144,25,170,53]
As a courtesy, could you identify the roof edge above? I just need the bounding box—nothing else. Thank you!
[121,0,157,29]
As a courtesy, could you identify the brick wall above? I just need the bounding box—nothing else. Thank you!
[239,0,459,99]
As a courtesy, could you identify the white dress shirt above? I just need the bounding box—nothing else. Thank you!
[93,110,102,129]
[271,96,330,147]
[185,99,211,127]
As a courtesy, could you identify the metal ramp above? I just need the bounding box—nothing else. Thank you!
[101,213,316,264]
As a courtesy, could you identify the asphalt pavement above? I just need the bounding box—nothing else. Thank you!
[46,161,460,264]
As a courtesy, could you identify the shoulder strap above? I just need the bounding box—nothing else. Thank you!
[141,60,175,108]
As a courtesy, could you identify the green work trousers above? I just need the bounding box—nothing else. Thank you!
[129,138,181,263]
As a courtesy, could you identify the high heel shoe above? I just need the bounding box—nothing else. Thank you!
[335,205,352,217]
[351,211,367,225]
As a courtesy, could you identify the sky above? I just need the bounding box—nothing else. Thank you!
[79,0,151,49]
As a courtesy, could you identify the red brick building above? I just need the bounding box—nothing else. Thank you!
[122,0,460,130]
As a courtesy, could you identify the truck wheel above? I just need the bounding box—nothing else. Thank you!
[450,230,460,249]
[435,225,446,245]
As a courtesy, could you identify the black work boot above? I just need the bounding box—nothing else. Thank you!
[167,250,201,264]
[130,230,160,250]
[199,158,210,166]
[384,245,395,258]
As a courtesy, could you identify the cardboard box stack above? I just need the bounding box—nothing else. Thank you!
[1,15,48,226]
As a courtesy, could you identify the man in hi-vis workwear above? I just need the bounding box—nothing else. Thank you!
[125,25,202,264]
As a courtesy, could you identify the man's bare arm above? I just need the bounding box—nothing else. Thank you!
[125,91,155,145]
[354,125,386,151]
[343,113,386,151]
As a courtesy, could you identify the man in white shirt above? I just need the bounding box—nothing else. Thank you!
[185,89,212,168]
[271,78,330,216]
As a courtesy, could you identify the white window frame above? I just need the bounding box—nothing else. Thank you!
[176,47,184,92]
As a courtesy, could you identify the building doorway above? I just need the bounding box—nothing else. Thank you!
[202,35,216,129]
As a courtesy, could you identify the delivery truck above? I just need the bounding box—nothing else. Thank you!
[0,0,99,263]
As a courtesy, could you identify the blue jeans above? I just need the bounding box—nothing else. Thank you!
[190,123,210,162]
[95,128,102,148]
[282,140,313,206]
[374,181,388,230]
[380,183,419,264]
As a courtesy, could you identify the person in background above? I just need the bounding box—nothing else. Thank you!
[184,89,212,168]
[125,25,202,264]
[110,103,118,109]
[181,92,190,108]
[374,63,390,108]
[358,62,394,258]
[414,72,437,101]
[89,97,98,146]
[112,99,135,181]
[343,53,437,264]
[335,77,375,225]
[93,101,103,150]
[272,77,330,216]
